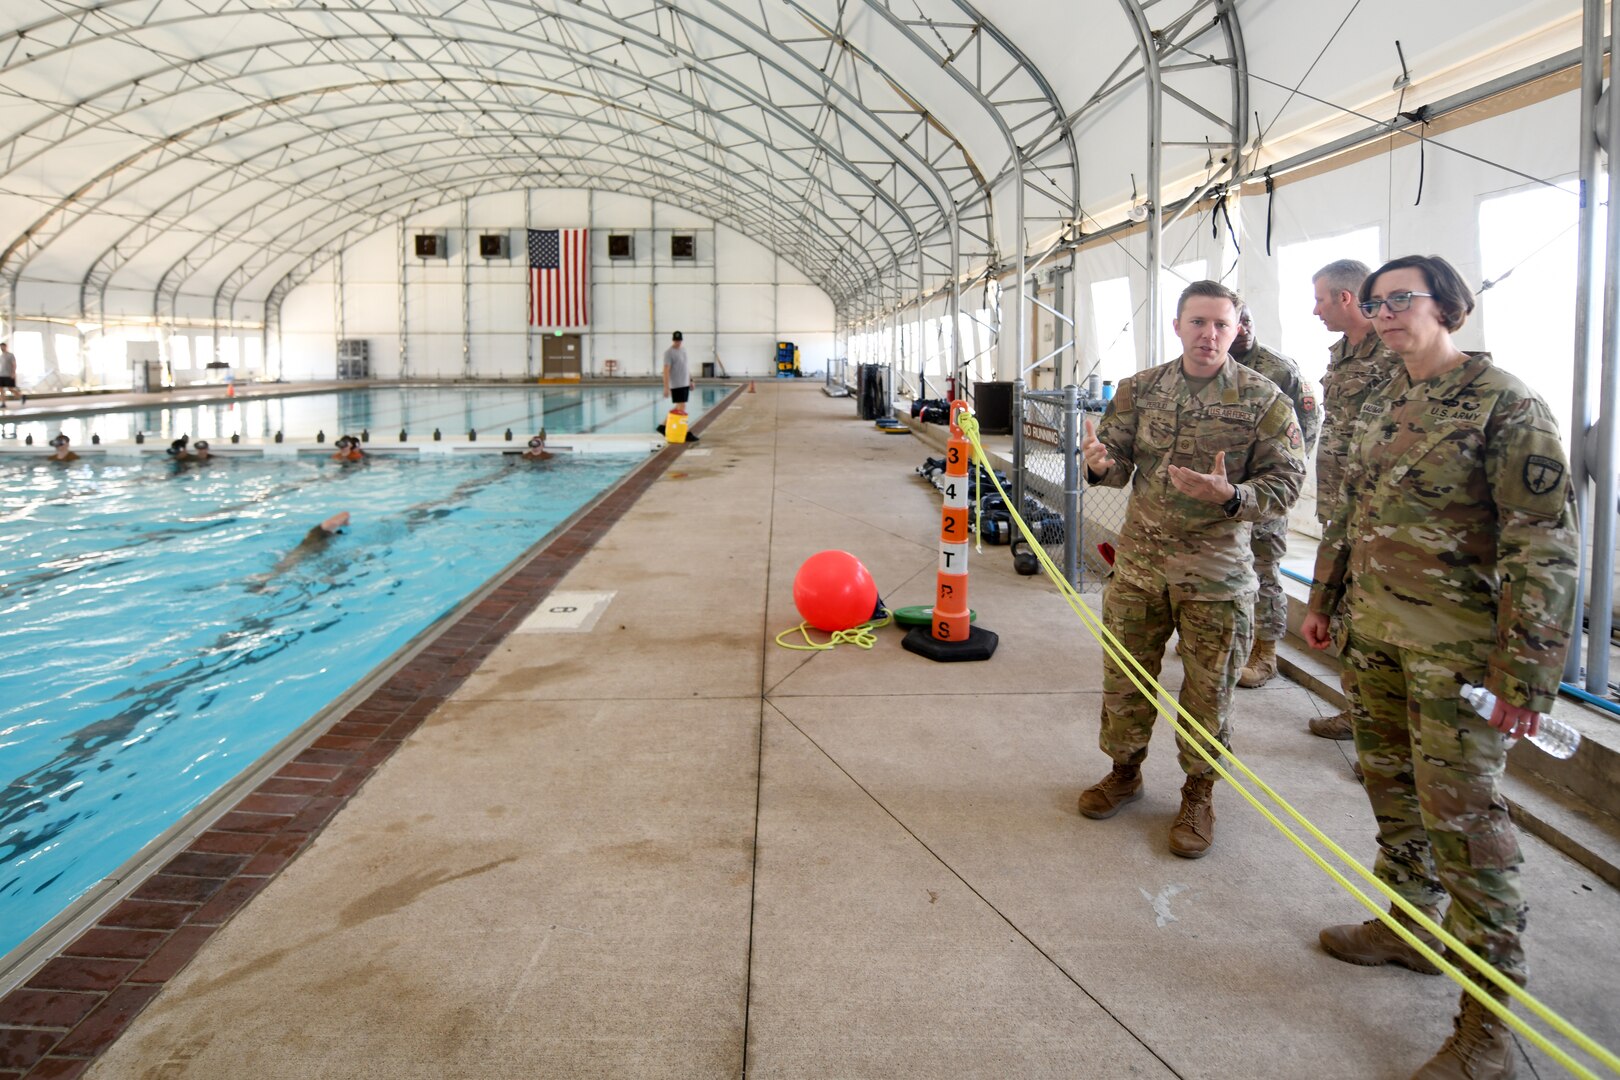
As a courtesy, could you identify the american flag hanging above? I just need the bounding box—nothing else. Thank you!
[528,228,589,327]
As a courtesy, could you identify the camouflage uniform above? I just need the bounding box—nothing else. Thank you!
[1308,352,1578,983]
[1091,357,1306,777]
[1316,331,1401,524]
[1233,342,1319,641]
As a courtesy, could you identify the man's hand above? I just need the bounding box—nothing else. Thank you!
[1300,611,1333,651]
[1081,418,1113,476]
[1168,450,1237,503]
[1487,698,1542,740]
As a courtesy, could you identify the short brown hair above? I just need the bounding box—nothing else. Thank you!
[1175,279,1241,318]
[1361,255,1474,331]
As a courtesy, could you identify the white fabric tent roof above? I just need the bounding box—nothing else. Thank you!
[0,0,1577,326]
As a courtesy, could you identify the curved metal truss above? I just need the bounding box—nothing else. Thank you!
[0,0,1241,337]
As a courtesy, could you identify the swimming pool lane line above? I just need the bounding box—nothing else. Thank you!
[0,460,375,601]
[0,384,745,1077]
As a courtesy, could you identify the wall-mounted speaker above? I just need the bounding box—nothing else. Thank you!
[670,233,695,260]
[414,233,447,258]
[479,234,509,258]
[607,233,634,260]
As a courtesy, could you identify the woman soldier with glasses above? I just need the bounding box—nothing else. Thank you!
[1301,254,1579,1079]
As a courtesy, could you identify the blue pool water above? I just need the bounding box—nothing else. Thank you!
[0,390,691,958]
[6,383,726,446]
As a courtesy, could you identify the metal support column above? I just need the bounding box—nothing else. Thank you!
[524,189,534,379]
[1063,382,1081,586]
[399,223,410,379]
[461,197,472,380]
[1589,0,1620,691]
[1570,0,1603,685]
[1120,0,1164,367]
[335,248,345,375]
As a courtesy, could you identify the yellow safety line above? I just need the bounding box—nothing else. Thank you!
[955,410,1619,1078]
[775,613,893,651]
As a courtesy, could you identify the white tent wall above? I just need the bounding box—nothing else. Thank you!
[275,189,835,382]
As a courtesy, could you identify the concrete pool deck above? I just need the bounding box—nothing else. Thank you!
[3,380,1617,1078]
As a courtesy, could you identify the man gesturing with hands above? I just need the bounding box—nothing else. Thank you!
[1076,280,1306,858]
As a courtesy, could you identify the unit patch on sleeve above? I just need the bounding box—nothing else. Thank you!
[1523,454,1564,496]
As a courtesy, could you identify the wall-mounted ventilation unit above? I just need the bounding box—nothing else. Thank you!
[478,234,509,258]
[414,233,447,258]
[670,234,695,260]
[607,234,634,259]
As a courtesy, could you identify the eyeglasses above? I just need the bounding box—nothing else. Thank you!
[1359,291,1434,317]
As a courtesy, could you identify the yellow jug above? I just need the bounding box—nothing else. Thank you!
[664,411,689,444]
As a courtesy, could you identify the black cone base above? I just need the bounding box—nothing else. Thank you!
[901,624,998,662]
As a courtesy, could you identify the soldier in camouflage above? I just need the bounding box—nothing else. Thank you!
[1302,256,1578,1080]
[1077,280,1306,859]
[1306,259,1404,741]
[1229,304,1320,688]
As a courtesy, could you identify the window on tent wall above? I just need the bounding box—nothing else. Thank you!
[1276,227,1381,390]
[171,336,192,371]
[1090,276,1135,385]
[245,336,263,373]
[87,335,123,386]
[1478,178,1593,452]
[54,334,82,379]
[12,332,45,384]
[219,336,240,369]
[1157,260,1208,362]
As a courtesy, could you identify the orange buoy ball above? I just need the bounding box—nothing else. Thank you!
[793,550,879,632]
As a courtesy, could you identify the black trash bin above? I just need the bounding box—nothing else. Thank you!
[973,381,1014,435]
[856,363,891,420]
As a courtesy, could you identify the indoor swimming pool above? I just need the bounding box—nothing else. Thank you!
[3,382,728,446]
[0,434,661,960]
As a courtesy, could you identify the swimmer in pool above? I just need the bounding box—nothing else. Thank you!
[192,439,213,463]
[520,432,553,461]
[166,435,197,464]
[48,434,79,462]
[247,512,351,592]
[332,436,365,463]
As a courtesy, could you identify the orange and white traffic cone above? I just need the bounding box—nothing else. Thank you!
[226,383,235,398]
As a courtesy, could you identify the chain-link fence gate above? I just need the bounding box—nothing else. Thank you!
[1012,384,1127,592]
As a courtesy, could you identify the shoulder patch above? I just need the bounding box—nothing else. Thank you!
[1288,422,1303,450]
[1523,454,1564,495]
[1112,377,1135,413]
[1257,395,1294,439]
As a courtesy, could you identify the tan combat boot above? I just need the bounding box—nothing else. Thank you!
[1077,763,1143,819]
[1310,709,1354,739]
[1319,904,1443,974]
[1237,638,1277,688]
[1410,988,1518,1079]
[1168,775,1215,858]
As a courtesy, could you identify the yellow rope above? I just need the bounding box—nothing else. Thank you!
[954,408,1619,1078]
[775,612,893,651]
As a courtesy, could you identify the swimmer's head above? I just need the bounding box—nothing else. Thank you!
[193,440,210,453]
[527,436,545,449]
[50,434,69,448]
[167,435,189,456]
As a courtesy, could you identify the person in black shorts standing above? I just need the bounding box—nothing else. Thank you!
[660,330,699,442]
[0,341,22,408]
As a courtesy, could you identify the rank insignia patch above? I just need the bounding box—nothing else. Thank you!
[1523,454,1564,495]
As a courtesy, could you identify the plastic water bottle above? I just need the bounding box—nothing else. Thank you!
[1460,684,1581,759]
